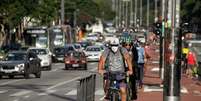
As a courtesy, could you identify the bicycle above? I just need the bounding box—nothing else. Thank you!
[104,72,132,101]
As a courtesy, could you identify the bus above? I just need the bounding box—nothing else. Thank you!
[24,26,49,48]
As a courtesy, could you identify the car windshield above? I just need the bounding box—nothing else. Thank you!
[67,52,81,58]
[54,47,64,53]
[65,46,75,52]
[86,47,101,51]
[74,44,81,49]
[30,49,47,55]
[6,53,26,61]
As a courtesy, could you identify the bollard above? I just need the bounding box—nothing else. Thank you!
[77,74,96,101]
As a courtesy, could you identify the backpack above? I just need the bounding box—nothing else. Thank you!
[104,47,126,71]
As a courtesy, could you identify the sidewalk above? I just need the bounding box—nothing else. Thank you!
[136,44,201,101]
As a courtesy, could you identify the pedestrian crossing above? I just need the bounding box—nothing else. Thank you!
[0,86,189,97]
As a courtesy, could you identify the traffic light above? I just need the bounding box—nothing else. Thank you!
[154,22,162,36]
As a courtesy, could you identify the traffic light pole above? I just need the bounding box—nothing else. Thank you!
[163,0,181,101]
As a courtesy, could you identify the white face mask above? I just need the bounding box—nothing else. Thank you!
[111,46,118,53]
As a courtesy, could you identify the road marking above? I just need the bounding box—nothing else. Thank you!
[0,80,22,86]
[88,62,97,65]
[151,61,159,64]
[13,99,19,101]
[151,68,159,72]
[46,76,80,90]
[99,96,105,101]
[95,89,104,95]
[10,90,31,97]
[51,69,58,72]
[65,89,77,95]
[89,67,97,72]
[144,85,188,94]
[0,90,8,94]
[155,49,159,52]
[24,95,30,98]
[38,90,56,96]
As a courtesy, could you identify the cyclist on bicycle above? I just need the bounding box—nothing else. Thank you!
[98,37,133,101]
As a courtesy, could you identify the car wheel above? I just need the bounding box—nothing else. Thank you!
[83,64,87,70]
[35,71,41,78]
[8,75,14,79]
[65,64,69,70]
[24,73,30,79]
[47,64,52,71]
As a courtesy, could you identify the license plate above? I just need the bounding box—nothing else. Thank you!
[58,58,63,61]
[72,64,79,67]
[4,70,14,73]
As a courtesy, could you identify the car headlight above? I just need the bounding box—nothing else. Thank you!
[15,64,25,70]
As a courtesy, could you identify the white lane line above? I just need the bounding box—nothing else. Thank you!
[0,90,8,94]
[65,89,77,95]
[0,80,22,86]
[181,87,188,94]
[10,90,31,97]
[88,62,97,65]
[13,99,19,101]
[24,95,30,98]
[155,49,159,52]
[144,85,188,94]
[38,90,57,96]
[95,89,104,96]
[99,96,105,101]
[151,68,159,72]
[46,76,80,90]
[89,67,97,72]
[152,61,159,64]
[51,69,58,72]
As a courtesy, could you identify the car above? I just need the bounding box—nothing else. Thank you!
[85,33,99,41]
[84,46,103,62]
[52,47,64,62]
[77,41,92,50]
[0,51,41,79]
[28,47,52,70]
[74,43,83,52]
[64,51,87,70]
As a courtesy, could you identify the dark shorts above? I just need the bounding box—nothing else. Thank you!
[104,72,127,88]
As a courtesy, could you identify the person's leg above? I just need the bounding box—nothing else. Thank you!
[120,86,127,101]
[103,79,110,100]
[130,74,137,100]
[138,64,144,88]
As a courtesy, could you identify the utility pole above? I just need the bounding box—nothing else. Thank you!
[140,0,142,26]
[130,0,133,27]
[134,0,137,27]
[163,0,181,101]
[61,0,65,25]
[147,0,149,32]
[160,0,166,80]
[155,0,158,22]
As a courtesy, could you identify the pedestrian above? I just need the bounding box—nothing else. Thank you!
[136,42,146,89]
[186,49,197,78]
[122,40,138,101]
[182,43,189,74]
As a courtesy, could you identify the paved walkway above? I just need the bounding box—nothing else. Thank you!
[136,44,201,101]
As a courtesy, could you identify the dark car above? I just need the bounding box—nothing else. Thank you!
[0,51,41,79]
[77,41,92,50]
[52,47,65,62]
[64,51,87,70]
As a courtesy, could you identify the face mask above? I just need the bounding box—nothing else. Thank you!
[111,46,118,53]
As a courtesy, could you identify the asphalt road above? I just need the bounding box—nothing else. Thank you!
[0,62,104,101]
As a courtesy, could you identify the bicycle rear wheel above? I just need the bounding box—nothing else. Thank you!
[111,92,119,101]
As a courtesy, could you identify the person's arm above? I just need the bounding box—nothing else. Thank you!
[98,54,106,75]
[124,52,133,75]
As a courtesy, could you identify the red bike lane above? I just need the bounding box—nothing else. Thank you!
[136,44,201,101]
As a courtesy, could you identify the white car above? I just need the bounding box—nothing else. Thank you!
[74,43,83,52]
[86,34,99,41]
[84,46,103,62]
[28,48,52,70]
